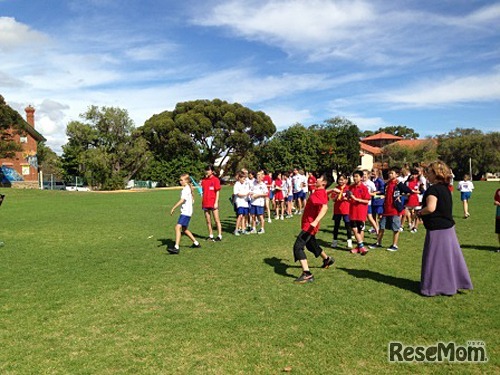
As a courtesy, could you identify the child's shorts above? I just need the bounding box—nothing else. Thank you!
[461,192,471,201]
[178,215,191,228]
[237,207,249,216]
[379,215,401,232]
[250,205,265,215]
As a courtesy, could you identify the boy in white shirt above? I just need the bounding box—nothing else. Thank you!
[250,171,268,234]
[458,174,474,218]
[233,172,250,235]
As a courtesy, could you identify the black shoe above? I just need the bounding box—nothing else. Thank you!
[294,273,314,283]
[321,257,335,269]
[206,237,215,242]
[167,247,180,254]
[214,236,222,242]
[190,243,201,248]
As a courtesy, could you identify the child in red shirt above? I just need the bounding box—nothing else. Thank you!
[347,170,371,255]
[328,174,352,249]
[293,174,335,283]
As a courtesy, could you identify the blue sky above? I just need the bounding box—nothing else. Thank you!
[1,0,499,153]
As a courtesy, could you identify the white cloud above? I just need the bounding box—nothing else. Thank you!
[260,105,312,129]
[374,70,500,108]
[0,17,49,51]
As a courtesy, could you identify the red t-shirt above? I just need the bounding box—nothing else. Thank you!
[330,185,350,215]
[307,175,317,193]
[348,183,370,221]
[262,175,272,197]
[274,178,284,200]
[383,180,399,216]
[201,175,221,208]
[406,179,420,207]
[302,188,328,235]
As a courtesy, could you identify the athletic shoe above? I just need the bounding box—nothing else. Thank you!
[280,216,284,220]
[0,241,4,248]
[233,230,240,236]
[464,213,470,219]
[359,247,369,256]
[249,228,257,234]
[350,247,359,254]
[368,243,382,249]
[347,239,353,249]
[206,236,215,242]
[275,215,279,220]
[369,228,377,234]
[190,243,201,248]
[387,245,399,252]
[398,227,404,232]
[267,218,272,223]
[321,257,335,269]
[167,247,179,254]
[257,228,265,234]
[331,240,338,248]
[215,236,222,241]
[294,272,314,283]
[410,228,418,233]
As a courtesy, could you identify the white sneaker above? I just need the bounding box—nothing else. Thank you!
[275,215,279,220]
[257,228,265,234]
[249,228,257,234]
[347,239,353,249]
[267,218,272,223]
[331,240,338,248]
[398,227,404,232]
[233,230,240,236]
[280,215,284,220]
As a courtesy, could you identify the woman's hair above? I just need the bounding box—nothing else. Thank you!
[180,173,194,196]
[426,161,453,184]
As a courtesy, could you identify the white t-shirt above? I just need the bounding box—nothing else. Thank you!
[363,180,377,206]
[251,181,268,207]
[458,180,474,193]
[180,185,194,217]
[233,181,250,208]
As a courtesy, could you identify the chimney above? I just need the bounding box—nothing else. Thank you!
[25,105,35,127]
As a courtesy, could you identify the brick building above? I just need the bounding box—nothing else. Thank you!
[0,104,46,189]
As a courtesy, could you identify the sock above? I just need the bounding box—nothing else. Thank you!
[174,245,179,250]
[209,234,214,239]
[217,234,222,239]
[194,241,199,246]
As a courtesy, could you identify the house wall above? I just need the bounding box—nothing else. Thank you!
[360,153,374,170]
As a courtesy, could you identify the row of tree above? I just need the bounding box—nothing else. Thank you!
[19,99,499,189]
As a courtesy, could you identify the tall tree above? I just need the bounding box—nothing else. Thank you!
[362,125,419,139]
[37,142,63,178]
[140,99,276,169]
[61,106,150,190]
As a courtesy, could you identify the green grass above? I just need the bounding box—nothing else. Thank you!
[0,182,499,374]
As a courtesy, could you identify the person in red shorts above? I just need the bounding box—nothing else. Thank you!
[347,170,371,255]
[293,174,335,283]
[201,165,223,241]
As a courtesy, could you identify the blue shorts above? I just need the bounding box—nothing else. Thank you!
[287,196,293,202]
[250,205,265,215]
[237,207,249,216]
[461,192,471,201]
[269,191,274,199]
[379,215,401,232]
[293,191,306,200]
[370,205,384,215]
[177,215,191,228]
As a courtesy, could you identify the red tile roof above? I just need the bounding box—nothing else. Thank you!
[390,139,437,148]
[359,142,382,155]
[361,132,403,141]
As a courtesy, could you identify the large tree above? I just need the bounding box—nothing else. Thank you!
[362,125,419,139]
[61,106,150,190]
[140,99,276,170]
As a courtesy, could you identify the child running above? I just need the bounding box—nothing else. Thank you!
[458,174,474,218]
[167,174,201,254]
[292,174,335,283]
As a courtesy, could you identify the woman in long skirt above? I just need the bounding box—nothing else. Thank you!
[417,161,473,296]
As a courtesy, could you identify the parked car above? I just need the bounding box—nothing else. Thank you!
[43,181,66,190]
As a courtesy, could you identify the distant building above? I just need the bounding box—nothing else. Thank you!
[0,105,46,189]
[359,132,437,171]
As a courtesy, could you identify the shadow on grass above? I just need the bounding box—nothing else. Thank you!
[337,267,421,294]
[461,244,499,252]
[263,257,301,279]
[157,238,175,249]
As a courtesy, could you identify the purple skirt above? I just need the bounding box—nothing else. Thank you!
[420,226,473,296]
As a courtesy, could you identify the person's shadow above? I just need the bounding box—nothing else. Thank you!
[263,257,301,279]
[157,238,175,249]
[337,267,420,294]
[461,244,498,252]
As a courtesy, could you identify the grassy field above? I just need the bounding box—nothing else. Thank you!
[0,182,499,374]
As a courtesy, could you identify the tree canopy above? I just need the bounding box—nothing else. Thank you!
[61,105,150,190]
[362,125,419,139]
[0,95,25,158]
[140,99,276,169]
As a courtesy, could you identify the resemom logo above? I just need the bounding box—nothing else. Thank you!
[388,341,488,363]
